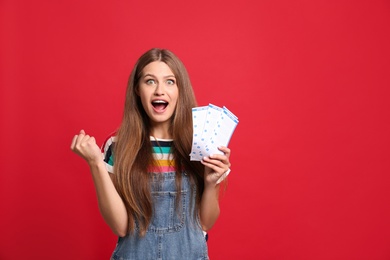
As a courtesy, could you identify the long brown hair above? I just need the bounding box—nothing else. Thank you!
[113,48,204,236]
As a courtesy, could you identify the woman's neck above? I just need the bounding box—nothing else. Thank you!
[150,123,172,139]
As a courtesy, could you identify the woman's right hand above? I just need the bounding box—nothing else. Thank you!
[70,130,103,166]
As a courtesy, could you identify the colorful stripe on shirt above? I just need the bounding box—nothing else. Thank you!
[101,136,176,174]
[148,139,176,173]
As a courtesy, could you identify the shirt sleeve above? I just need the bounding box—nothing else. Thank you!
[101,135,116,174]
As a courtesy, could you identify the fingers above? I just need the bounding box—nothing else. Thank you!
[80,133,91,144]
[201,155,230,174]
[201,147,232,182]
[208,148,231,168]
[201,162,226,177]
[218,146,231,158]
[202,156,225,168]
[70,130,84,150]
[70,130,96,151]
[71,130,83,151]
[70,129,103,165]
[70,134,78,150]
[208,154,230,167]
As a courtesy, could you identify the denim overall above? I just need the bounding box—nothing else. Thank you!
[110,172,209,260]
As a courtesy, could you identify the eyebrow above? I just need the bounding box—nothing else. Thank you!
[143,73,176,78]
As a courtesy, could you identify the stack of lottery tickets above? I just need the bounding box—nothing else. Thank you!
[190,104,239,161]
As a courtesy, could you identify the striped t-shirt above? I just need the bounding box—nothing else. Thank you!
[101,136,176,174]
[148,138,176,173]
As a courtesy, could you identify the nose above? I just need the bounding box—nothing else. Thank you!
[154,83,164,95]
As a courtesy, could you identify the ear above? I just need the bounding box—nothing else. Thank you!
[135,85,140,96]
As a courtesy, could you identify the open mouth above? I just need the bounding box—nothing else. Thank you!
[152,100,168,112]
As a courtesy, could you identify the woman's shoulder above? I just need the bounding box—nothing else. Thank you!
[101,132,117,152]
[101,132,117,173]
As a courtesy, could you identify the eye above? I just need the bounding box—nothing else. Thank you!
[166,79,175,85]
[146,79,155,85]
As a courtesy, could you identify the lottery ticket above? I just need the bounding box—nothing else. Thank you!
[190,104,239,161]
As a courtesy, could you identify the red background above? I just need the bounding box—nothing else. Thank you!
[1,0,390,259]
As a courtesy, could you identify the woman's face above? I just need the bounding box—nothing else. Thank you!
[138,61,179,129]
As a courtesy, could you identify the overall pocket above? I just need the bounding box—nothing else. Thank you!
[148,190,187,233]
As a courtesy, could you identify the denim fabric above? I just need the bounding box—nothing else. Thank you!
[111,172,209,260]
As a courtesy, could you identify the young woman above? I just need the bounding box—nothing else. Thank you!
[71,48,231,259]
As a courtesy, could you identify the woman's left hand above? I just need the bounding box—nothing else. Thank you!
[201,146,231,186]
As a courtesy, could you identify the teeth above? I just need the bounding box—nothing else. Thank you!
[152,100,167,103]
